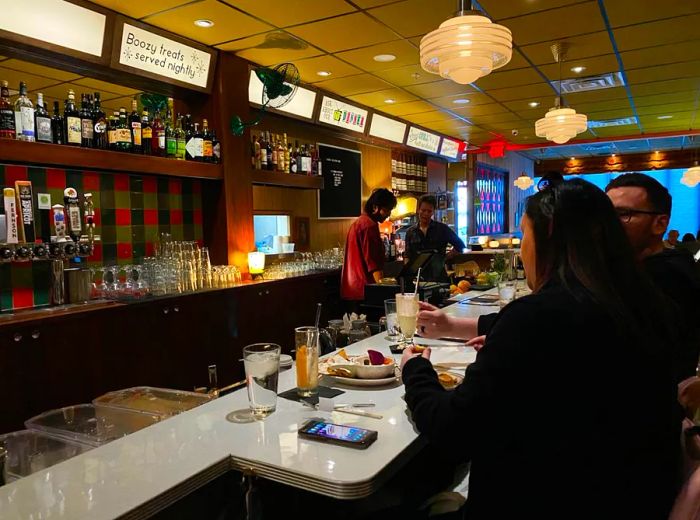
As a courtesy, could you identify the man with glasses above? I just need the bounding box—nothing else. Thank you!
[606,173,700,380]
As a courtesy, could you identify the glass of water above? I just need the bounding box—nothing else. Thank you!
[498,280,517,307]
[243,343,281,417]
[384,299,402,341]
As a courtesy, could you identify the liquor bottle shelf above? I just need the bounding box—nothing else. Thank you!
[251,169,324,190]
[0,139,223,180]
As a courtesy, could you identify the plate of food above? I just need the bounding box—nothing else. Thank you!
[320,349,399,387]
[436,370,463,390]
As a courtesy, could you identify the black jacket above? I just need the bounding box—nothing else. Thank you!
[403,282,679,519]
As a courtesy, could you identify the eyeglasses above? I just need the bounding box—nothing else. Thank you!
[615,208,663,223]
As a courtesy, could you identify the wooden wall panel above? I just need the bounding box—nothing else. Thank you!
[535,150,695,176]
[427,157,447,193]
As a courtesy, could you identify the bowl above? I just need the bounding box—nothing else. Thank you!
[329,355,395,379]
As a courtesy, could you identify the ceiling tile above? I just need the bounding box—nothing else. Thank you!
[1,59,81,82]
[519,32,612,65]
[144,0,273,46]
[429,92,497,109]
[584,108,635,120]
[563,86,628,105]
[292,55,363,83]
[538,53,620,81]
[334,40,419,72]
[564,98,631,114]
[403,80,476,99]
[613,14,700,52]
[287,12,399,53]
[217,32,324,66]
[404,111,455,124]
[621,41,700,71]
[381,99,439,115]
[487,83,556,102]
[625,60,700,85]
[473,67,545,90]
[634,90,699,108]
[87,0,193,20]
[504,2,604,46]
[372,64,442,87]
[73,78,140,96]
[0,69,63,92]
[369,0,454,38]
[498,51,531,71]
[630,78,700,97]
[605,0,700,28]
[352,0,399,7]
[636,104,697,117]
[474,113,526,125]
[38,83,87,103]
[452,103,511,117]
[584,126,642,138]
[479,0,586,20]
[222,0,354,27]
[314,73,394,96]
[348,88,418,107]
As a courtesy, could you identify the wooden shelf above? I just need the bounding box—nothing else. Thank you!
[252,169,324,189]
[0,139,223,180]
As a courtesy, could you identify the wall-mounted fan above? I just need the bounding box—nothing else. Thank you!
[230,63,300,136]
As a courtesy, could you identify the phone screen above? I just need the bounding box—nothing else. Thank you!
[299,420,377,449]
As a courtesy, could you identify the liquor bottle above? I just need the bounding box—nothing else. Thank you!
[283,133,290,173]
[201,119,213,163]
[64,90,81,147]
[14,82,35,142]
[212,130,220,164]
[35,93,52,144]
[277,135,285,172]
[310,143,319,175]
[152,109,164,156]
[107,111,118,151]
[165,102,176,159]
[175,114,186,160]
[260,132,268,170]
[0,81,15,139]
[141,110,152,155]
[51,101,64,145]
[290,140,298,173]
[115,107,132,152]
[253,132,260,169]
[92,92,107,150]
[250,133,257,168]
[271,133,278,171]
[79,93,93,147]
[129,98,142,154]
[186,119,200,162]
[301,143,312,175]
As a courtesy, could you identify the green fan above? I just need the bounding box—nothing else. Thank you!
[231,63,300,136]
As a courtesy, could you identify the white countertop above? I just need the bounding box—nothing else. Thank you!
[0,296,499,520]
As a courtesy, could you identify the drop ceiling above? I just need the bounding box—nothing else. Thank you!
[85,0,700,151]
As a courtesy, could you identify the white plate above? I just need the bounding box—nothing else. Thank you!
[323,367,400,387]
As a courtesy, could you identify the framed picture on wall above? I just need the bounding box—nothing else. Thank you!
[293,217,311,251]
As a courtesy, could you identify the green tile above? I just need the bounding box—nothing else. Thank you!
[170,224,183,241]
[144,193,158,209]
[114,191,130,209]
[145,226,160,243]
[131,225,145,242]
[116,226,132,243]
[169,194,182,210]
[131,192,144,209]
[11,263,33,287]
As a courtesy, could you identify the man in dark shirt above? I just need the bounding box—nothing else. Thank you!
[340,188,396,302]
[405,195,466,282]
[606,173,700,380]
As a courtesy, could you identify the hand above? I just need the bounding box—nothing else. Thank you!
[400,345,431,370]
[466,335,487,352]
[416,305,452,339]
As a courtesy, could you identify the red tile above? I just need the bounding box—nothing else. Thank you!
[193,209,203,225]
[192,180,202,194]
[196,239,203,247]
[146,241,154,256]
[117,242,133,260]
[142,177,157,193]
[115,208,131,226]
[92,208,101,227]
[46,168,66,189]
[83,171,100,192]
[170,209,183,225]
[5,165,28,186]
[144,209,158,225]
[168,178,181,195]
[12,287,33,310]
[90,242,103,262]
[114,173,129,192]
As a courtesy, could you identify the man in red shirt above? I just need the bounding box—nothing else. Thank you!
[341,188,397,302]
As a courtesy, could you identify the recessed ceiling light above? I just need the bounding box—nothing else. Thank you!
[657,115,673,120]
[528,101,539,108]
[316,70,332,77]
[373,54,396,62]
[384,98,396,104]
[453,98,470,104]
[570,157,576,160]
[194,19,214,28]
[571,66,586,73]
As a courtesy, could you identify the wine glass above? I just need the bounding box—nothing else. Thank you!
[395,293,419,346]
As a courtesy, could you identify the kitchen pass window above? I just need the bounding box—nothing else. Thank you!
[254,214,291,253]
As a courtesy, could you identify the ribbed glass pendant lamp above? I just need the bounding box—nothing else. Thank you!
[513,172,534,190]
[681,141,700,187]
[420,0,512,85]
[535,43,588,144]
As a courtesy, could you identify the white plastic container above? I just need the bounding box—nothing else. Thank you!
[92,386,213,419]
[282,243,295,253]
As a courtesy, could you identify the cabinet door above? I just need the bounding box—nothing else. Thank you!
[0,326,31,433]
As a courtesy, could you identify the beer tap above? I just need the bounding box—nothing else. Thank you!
[64,187,82,244]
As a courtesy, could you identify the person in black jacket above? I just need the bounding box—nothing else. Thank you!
[401,178,680,519]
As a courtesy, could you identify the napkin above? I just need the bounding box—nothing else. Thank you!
[341,312,367,333]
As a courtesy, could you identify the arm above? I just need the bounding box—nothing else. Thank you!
[362,222,385,277]
[416,301,479,340]
[372,270,383,283]
[445,225,466,258]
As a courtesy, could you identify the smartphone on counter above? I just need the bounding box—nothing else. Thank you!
[298,419,378,449]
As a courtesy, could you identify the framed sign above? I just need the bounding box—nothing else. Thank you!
[406,126,440,153]
[439,138,461,159]
[110,17,216,93]
[369,113,406,143]
[317,96,368,134]
[317,144,362,219]
[248,70,316,120]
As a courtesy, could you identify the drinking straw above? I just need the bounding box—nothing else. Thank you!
[312,302,322,349]
[414,267,422,297]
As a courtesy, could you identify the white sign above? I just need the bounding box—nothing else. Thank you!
[440,138,461,159]
[407,127,440,153]
[1,0,105,56]
[248,71,316,120]
[119,24,211,88]
[369,113,406,143]
[318,96,368,133]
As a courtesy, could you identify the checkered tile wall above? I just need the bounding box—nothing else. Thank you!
[0,164,203,311]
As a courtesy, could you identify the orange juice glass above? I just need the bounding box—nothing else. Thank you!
[295,326,319,397]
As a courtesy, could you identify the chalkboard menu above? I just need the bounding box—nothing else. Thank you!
[318,143,362,219]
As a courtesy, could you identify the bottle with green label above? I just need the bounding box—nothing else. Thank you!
[175,114,186,160]
[165,99,176,159]
[114,107,132,152]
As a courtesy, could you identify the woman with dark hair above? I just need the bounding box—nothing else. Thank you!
[401,179,679,519]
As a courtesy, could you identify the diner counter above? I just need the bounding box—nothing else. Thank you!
[0,290,498,520]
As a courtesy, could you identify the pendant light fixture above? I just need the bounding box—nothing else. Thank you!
[420,0,512,85]
[681,137,700,187]
[535,43,588,144]
[513,172,534,190]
